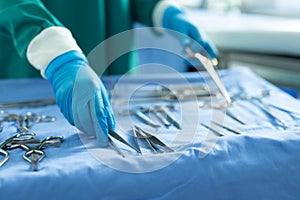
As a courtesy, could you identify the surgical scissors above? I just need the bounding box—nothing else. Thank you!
[22,136,64,171]
[0,132,40,167]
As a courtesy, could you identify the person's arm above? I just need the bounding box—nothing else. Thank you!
[0,0,115,146]
[0,0,64,57]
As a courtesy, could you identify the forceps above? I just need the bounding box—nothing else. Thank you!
[21,136,64,171]
[133,125,175,153]
[0,132,40,167]
[108,129,141,157]
[185,46,232,105]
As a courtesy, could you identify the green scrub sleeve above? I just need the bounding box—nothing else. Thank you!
[0,0,63,58]
[130,0,161,26]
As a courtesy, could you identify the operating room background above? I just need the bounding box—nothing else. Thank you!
[135,0,300,98]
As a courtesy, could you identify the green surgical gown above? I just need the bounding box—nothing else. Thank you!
[0,0,160,78]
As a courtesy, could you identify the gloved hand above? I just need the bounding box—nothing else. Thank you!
[162,6,218,60]
[45,50,115,147]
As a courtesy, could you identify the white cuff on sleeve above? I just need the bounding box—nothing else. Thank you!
[26,26,82,78]
[152,0,183,31]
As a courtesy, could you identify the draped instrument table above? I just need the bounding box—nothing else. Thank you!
[0,68,299,200]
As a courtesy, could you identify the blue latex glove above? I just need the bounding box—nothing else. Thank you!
[162,6,218,60]
[45,50,115,147]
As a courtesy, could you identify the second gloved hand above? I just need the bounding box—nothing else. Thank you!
[45,50,115,147]
[162,6,218,60]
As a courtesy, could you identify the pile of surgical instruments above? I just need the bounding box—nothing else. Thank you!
[0,110,63,171]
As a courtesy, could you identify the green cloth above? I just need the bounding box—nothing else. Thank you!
[0,0,160,78]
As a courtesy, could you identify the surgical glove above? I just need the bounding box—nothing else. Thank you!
[45,50,115,147]
[162,6,218,59]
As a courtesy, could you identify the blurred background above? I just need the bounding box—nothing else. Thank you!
[136,0,300,98]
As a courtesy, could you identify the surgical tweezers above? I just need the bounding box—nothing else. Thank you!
[133,126,161,153]
[108,129,141,154]
[134,126,175,153]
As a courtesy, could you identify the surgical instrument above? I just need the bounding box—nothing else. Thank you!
[108,129,141,154]
[24,112,56,128]
[108,136,125,158]
[233,91,287,127]
[159,105,181,130]
[0,98,56,108]
[211,121,245,135]
[198,102,246,125]
[256,101,287,128]
[150,107,172,128]
[0,132,40,167]
[133,108,161,128]
[201,122,230,137]
[225,110,246,125]
[22,136,64,171]
[119,107,161,128]
[112,84,219,105]
[134,126,175,152]
[185,46,232,105]
[0,110,56,132]
[131,126,142,155]
[133,126,163,153]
